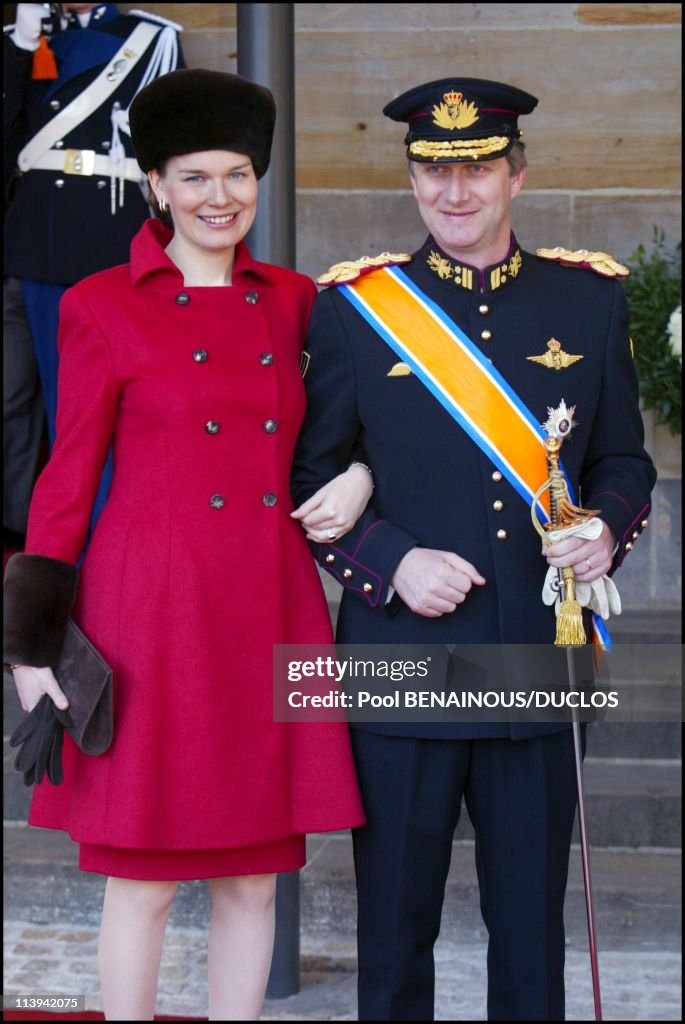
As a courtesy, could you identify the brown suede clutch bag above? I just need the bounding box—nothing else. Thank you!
[58,619,113,755]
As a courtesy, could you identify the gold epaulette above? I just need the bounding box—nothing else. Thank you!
[317,252,412,286]
[536,246,629,279]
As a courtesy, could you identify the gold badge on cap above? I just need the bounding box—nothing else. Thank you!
[527,338,583,371]
[432,90,479,131]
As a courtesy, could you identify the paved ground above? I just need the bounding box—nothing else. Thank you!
[3,827,681,1020]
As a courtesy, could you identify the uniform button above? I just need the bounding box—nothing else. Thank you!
[363,583,374,593]
[101,141,110,150]
[50,100,61,110]
[193,349,208,363]
[481,330,493,341]
[210,495,225,509]
[263,492,278,507]
[263,419,278,434]
[641,519,648,529]
[492,470,503,482]
[55,140,64,149]
[205,420,220,435]
[496,529,507,540]
[493,500,504,511]
[343,569,353,579]
[479,304,489,315]
[325,553,335,564]
[632,530,639,540]
[55,179,65,188]
[245,291,260,305]
[97,180,107,189]
[625,541,633,552]
[259,353,274,366]
[176,292,190,305]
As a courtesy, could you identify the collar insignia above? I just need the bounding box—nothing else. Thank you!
[432,90,480,131]
[426,247,523,293]
[527,337,583,371]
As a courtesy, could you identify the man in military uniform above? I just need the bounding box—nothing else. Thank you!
[3,2,183,539]
[292,78,655,1020]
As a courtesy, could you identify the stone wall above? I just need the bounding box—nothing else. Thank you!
[121,3,681,608]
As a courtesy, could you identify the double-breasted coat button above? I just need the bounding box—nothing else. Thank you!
[176,292,190,305]
[493,500,504,511]
[97,180,107,189]
[363,583,374,593]
[325,553,335,564]
[492,470,503,482]
[496,529,507,540]
[481,329,493,341]
[479,304,489,315]
[54,179,65,188]
[210,495,225,509]
[259,353,274,366]
[205,421,220,435]
[632,530,639,540]
[625,541,633,551]
[55,140,64,149]
[50,100,61,110]
[641,519,649,528]
[343,568,353,579]
[263,419,278,434]
[193,349,208,363]
[263,492,278,507]
[245,291,260,304]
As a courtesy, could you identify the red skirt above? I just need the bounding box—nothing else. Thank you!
[78,834,306,880]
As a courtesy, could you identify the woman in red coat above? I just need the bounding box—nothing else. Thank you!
[4,70,367,1020]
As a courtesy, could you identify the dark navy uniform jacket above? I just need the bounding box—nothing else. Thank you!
[292,236,656,740]
[3,3,184,285]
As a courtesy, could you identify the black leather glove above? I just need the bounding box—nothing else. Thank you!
[9,694,72,786]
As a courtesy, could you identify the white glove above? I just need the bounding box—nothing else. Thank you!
[542,517,622,620]
[11,4,50,51]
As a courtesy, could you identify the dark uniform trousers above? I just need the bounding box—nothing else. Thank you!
[3,277,44,534]
[351,728,583,1021]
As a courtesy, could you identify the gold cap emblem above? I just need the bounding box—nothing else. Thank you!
[431,91,480,131]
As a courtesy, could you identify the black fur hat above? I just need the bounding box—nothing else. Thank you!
[129,69,276,178]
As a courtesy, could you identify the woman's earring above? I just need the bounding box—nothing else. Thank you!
[159,196,167,212]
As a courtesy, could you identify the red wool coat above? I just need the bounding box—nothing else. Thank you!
[25,219,364,864]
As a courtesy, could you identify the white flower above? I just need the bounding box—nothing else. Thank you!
[667,305,681,362]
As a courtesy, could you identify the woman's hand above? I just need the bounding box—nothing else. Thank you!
[291,463,374,543]
[12,666,69,714]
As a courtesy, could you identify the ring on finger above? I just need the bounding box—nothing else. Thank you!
[585,558,592,571]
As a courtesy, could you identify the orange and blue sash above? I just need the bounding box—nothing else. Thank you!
[340,265,611,650]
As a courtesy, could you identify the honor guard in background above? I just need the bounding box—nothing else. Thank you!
[292,78,656,1020]
[3,3,184,541]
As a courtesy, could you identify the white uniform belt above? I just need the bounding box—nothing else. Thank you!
[30,150,145,182]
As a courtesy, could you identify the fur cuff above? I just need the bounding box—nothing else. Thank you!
[4,554,79,668]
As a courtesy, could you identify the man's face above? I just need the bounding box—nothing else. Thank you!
[409,157,525,269]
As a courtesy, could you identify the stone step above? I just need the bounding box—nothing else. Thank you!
[4,826,681,951]
[454,755,681,848]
